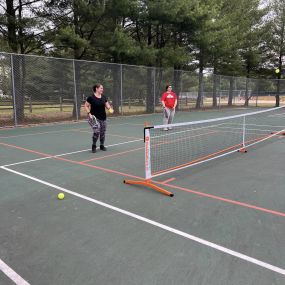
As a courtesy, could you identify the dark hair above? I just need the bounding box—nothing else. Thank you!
[166,84,172,90]
[92,83,102,92]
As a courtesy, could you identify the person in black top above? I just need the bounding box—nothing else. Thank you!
[84,83,113,153]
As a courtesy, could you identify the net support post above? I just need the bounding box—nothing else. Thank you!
[239,115,247,153]
[123,125,174,197]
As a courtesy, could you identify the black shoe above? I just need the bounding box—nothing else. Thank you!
[92,145,96,153]
[100,145,107,151]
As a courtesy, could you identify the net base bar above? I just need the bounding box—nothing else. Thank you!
[124,179,174,197]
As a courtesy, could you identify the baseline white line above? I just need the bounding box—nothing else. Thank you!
[0,138,143,168]
[1,166,285,276]
[152,123,226,139]
[0,258,30,285]
[0,128,85,139]
[1,157,51,167]
[268,113,285,118]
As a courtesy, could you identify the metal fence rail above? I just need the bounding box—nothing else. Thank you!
[0,52,284,127]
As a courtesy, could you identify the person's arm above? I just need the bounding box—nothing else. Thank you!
[173,93,177,109]
[161,93,166,108]
[105,97,114,113]
[85,101,92,117]
[105,101,111,109]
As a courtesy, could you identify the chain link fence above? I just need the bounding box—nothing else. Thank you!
[1,52,284,127]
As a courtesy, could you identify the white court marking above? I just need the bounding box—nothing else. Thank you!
[1,138,142,168]
[0,258,30,285]
[1,166,285,277]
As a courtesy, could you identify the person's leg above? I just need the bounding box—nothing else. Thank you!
[92,124,100,153]
[167,109,175,129]
[168,108,175,124]
[99,120,107,150]
[163,107,170,130]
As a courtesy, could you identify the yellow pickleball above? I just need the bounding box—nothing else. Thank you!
[109,108,114,114]
[57,193,65,200]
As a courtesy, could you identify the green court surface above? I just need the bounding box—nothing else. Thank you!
[0,108,285,285]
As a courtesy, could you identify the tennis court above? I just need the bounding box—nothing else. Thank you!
[1,107,285,285]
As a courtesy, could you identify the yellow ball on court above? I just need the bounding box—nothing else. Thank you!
[57,193,65,200]
[109,108,114,114]
[275,68,280,74]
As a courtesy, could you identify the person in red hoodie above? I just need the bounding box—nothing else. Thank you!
[161,84,177,130]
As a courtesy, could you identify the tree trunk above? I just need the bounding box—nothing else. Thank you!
[212,74,218,108]
[173,69,182,111]
[244,77,249,107]
[12,54,25,122]
[196,71,203,109]
[146,68,154,113]
[196,49,204,109]
[155,67,163,108]
[228,77,234,106]
[6,0,18,52]
[276,79,280,107]
[72,60,81,119]
[111,65,121,114]
[72,2,82,119]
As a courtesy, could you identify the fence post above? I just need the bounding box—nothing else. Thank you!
[60,96,63,111]
[218,75,221,108]
[201,74,204,108]
[72,60,79,120]
[10,54,17,126]
[256,79,259,107]
[120,64,123,115]
[153,67,156,113]
[29,96,32,113]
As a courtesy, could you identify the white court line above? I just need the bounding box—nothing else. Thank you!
[268,113,285,118]
[0,127,140,140]
[1,166,285,277]
[0,258,30,285]
[0,128,85,139]
[0,138,142,168]
[152,122,226,138]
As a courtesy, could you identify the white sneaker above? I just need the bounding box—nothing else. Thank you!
[163,128,168,131]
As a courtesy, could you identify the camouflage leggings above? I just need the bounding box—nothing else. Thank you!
[91,119,107,146]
